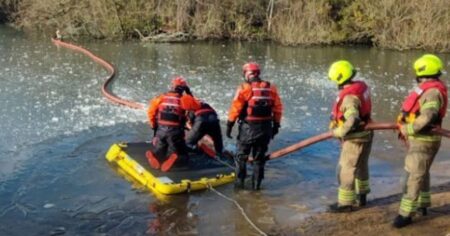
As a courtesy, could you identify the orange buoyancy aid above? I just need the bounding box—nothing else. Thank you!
[195,102,216,116]
[399,79,448,125]
[245,81,274,122]
[157,93,184,126]
[331,81,372,125]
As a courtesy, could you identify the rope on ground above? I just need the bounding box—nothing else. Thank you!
[207,184,268,236]
[212,156,236,170]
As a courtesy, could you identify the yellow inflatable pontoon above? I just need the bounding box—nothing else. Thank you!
[105,142,235,195]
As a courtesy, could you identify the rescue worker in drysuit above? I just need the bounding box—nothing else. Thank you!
[146,76,201,172]
[393,54,447,228]
[226,62,283,190]
[327,60,374,212]
[185,99,224,156]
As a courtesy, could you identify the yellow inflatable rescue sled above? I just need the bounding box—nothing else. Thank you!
[105,142,235,195]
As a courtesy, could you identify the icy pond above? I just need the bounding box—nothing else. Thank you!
[0,25,449,235]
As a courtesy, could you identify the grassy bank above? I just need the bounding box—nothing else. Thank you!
[1,0,449,51]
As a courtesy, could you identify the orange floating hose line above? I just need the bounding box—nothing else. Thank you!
[267,122,450,160]
[50,39,450,162]
[51,38,145,110]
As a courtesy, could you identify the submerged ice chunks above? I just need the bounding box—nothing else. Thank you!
[43,203,55,209]
[383,140,393,150]
[299,105,308,111]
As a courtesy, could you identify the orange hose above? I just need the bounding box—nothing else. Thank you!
[52,38,227,160]
[268,122,450,160]
[51,38,145,110]
[268,131,332,160]
[50,39,450,161]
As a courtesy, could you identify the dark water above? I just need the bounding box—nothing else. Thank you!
[0,25,449,235]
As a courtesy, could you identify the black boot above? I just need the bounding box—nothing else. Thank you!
[418,207,428,216]
[327,203,354,213]
[255,180,261,190]
[392,215,412,228]
[252,161,264,191]
[251,175,255,190]
[234,157,247,190]
[251,176,261,190]
[357,194,367,207]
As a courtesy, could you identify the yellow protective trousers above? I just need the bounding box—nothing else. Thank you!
[399,140,440,217]
[337,133,373,206]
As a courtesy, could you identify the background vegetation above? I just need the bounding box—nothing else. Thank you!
[0,0,449,51]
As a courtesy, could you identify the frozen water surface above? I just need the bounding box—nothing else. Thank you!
[0,25,449,235]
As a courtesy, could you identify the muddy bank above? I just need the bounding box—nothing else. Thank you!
[295,181,450,236]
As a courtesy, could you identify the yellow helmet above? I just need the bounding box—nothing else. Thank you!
[328,60,356,85]
[413,54,443,77]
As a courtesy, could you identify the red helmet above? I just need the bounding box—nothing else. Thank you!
[242,62,260,80]
[171,76,188,88]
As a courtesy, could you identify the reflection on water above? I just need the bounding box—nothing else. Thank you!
[0,25,449,235]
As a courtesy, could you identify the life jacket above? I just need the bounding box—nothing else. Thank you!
[195,102,216,116]
[399,79,448,126]
[330,81,372,127]
[157,92,184,126]
[243,81,274,122]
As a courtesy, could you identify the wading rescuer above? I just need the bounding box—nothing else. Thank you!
[146,76,201,172]
[226,62,283,190]
[185,100,224,156]
[393,54,447,228]
[327,60,373,212]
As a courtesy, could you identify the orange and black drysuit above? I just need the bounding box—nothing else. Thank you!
[227,78,283,189]
[186,101,223,154]
[147,90,201,170]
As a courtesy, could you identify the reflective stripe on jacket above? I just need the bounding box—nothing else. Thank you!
[400,80,447,125]
[157,93,184,126]
[331,81,372,126]
[195,102,216,116]
[399,79,448,141]
[147,92,201,128]
[228,79,283,123]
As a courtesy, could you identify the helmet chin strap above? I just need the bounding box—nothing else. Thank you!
[338,80,353,90]
[337,71,357,89]
[244,72,260,82]
[248,77,260,83]
[416,75,440,84]
[173,86,185,94]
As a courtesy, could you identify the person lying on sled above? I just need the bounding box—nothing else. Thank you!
[185,98,224,158]
[146,76,201,172]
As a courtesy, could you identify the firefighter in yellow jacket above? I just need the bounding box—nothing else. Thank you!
[327,60,374,212]
[393,54,447,228]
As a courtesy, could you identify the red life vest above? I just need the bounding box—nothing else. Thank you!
[245,81,274,122]
[331,81,372,123]
[195,102,216,116]
[400,79,448,125]
[157,93,184,126]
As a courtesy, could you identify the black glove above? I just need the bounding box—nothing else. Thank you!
[226,120,235,139]
[272,122,280,139]
[184,86,192,96]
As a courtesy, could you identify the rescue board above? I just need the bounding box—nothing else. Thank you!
[105,142,235,195]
